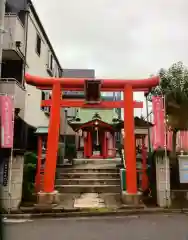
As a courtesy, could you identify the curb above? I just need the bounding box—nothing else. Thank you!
[2,208,188,219]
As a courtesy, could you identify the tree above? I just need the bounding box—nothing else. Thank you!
[149,61,188,159]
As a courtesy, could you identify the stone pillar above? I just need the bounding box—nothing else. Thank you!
[0,155,24,212]
[155,154,171,207]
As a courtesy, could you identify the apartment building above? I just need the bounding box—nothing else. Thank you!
[0,0,63,150]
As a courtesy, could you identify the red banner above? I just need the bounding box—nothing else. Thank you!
[167,131,172,151]
[152,96,165,150]
[0,96,14,148]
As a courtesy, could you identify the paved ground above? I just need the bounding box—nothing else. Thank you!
[2,214,188,240]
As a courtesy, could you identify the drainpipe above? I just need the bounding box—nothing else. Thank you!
[145,93,152,156]
[21,3,30,150]
[22,2,30,87]
[62,108,67,164]
[0,0,6,78]
[144,92,153,193]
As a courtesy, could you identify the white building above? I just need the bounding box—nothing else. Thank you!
[0,0,65,211]
[0,0,79,153]
[1,0,62,127]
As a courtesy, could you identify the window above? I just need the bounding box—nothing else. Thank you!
[41,91,45,111]
[58,68,62,77]
[41,91,50,113]
[47,52,55,76]
[36,34,41,56]
[50,54,53,70]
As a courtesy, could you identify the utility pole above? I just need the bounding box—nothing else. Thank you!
[0,0,6,78]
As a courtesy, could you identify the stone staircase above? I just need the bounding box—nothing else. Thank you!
[55,159,122,208]
[55,166,121,194]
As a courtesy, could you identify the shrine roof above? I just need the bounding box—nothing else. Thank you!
[68,115,153,132]
[68,114,117,131]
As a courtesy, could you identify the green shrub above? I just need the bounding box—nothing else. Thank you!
[65,144,76,160]
[22,152,37,203]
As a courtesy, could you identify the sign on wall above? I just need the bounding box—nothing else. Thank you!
[63,91,84,98]
[178,156,188,183]
[0,96,14,148]
[2,158,9,186]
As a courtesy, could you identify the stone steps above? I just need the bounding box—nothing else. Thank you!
[55,185,121,193]
[58,168,119,174]
[55,159,121,194]
[59,172,120,179]
[56,178,120,185]
[74,158,121,165]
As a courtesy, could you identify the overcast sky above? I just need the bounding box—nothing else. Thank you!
[32,0,188,116]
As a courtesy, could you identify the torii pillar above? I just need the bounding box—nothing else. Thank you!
[37,82,61,205]
[122,85,141,205]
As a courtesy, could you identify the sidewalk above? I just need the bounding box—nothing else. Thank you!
[2,207,188,219]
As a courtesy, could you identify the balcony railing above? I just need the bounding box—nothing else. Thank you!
[3,13,25,57]
[0,78,26,116]
[0,78,25,90]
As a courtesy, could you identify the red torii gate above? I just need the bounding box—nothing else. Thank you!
[25,73,159,205]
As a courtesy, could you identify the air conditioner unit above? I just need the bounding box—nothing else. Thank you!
[46,65,53,77]
[43,107,50,115]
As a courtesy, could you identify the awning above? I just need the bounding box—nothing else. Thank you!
[35,126,48,135]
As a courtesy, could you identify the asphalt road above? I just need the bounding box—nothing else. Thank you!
[3,214,188,240]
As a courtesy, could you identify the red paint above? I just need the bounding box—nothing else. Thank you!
[103,132,107,158]
[84,132,88,158]
[88,132,92,157]
[106,133,109,158]
[35,136,42,193]
[25,73,160,91]
[43,83,61,193]
[112,133,116,158]
[41,100,143,109]
[124,85,137,194]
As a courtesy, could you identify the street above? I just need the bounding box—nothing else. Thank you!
[3,214,188,240]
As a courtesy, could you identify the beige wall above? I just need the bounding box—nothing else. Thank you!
[3,14,25,54]
[23,9,61,128]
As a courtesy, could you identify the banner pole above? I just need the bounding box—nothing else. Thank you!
[163,95,169,207]
[7,95,15,214]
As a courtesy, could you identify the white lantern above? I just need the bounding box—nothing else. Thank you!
[121,129,125,139]
[78,129,82,137]
[83,131,87,138]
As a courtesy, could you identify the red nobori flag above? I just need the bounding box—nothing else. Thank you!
[0,95,14,148]
[152,96,165,150]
